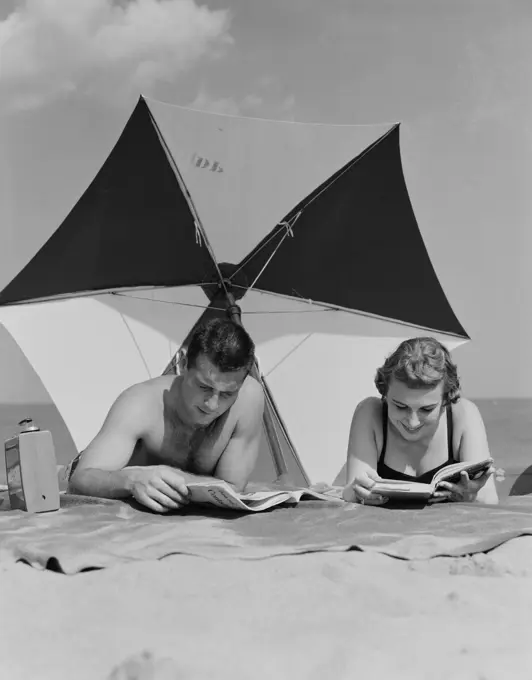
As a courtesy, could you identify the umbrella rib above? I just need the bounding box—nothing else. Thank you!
[113,291,336,315]
[0,284,220,306]
[229,229,286,282]
[112,291,228,313]
[263,333,312,378]
[244,212,302,292]
[143,94,399,128]
[146,106,228,296]
[232,285,469,341]
[117,312,153,379]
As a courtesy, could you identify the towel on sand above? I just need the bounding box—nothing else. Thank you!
[1,490,532,574]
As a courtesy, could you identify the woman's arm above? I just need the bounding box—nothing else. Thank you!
[444,399,499,505]
[344,398,387,505]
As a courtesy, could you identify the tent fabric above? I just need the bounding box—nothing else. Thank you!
[0,96,467,340]
[145,97,393,265]
[1,490,531,575]
[0,96,469,485]
[237,125,467,337]
[0,100,218,305]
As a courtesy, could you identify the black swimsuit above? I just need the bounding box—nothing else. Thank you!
[377,401,455,484]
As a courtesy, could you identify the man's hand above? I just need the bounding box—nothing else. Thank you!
[428,467,495,504]
[126,465,191,513]
[343,469,388,506]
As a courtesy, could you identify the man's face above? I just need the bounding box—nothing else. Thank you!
[180,353,248,426]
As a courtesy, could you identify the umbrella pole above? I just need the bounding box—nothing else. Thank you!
[223,292,289,481]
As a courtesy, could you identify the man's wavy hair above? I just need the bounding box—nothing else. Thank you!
[374,337,461,406]
[186,317,255,374]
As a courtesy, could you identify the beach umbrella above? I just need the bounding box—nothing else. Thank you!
[0,97,468,485]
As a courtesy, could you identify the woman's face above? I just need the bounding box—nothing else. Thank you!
[386,377,445,441]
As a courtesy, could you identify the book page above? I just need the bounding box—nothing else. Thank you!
[432,458,494,488]
[371,481,433,500]
[187,484,254,511]
[187,481,303,512]
[373,480,431,492]
[187,482,343,512]
[239,490,293,501]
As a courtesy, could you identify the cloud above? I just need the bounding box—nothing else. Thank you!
[0,0,233,109]
[188,88,296,120]
[188,89,267,116]
[278,94,296,119]
[188,89,248,116]
[463,33,532,129]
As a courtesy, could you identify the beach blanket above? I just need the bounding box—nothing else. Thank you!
[1,490,532,574]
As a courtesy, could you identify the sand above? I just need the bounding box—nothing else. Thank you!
[2,537,532,680]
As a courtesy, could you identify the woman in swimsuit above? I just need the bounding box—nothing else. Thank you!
[343,337,498,505]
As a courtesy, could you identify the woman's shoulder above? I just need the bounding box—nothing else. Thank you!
[450,397,485,428]
[352,396,383,425]
[449,398,492,465]
[348,396,384,458]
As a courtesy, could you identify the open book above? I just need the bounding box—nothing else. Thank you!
[370,458,494,501]
[186,480,345,513]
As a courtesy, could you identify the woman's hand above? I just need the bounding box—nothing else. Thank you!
[343,469,388,506]
[429,466,495,504]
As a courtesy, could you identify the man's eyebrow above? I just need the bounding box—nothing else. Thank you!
[197,377,237,393]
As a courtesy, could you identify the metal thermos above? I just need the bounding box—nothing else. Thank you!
[4,418,60,513]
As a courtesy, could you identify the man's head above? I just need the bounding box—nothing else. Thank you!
[178,318,255,426]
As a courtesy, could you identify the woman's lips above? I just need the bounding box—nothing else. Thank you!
[401,423,422,434]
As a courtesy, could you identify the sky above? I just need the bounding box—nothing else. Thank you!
[0,0,531,398]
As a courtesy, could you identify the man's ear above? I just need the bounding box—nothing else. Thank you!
[177,348,188,373]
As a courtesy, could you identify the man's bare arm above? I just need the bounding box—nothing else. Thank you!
[212,378,265,492]
[68,384,152,499]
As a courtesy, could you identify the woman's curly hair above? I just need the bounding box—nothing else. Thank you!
[374,337,461,406]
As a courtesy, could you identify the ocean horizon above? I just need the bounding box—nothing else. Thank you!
[1,398,531,495]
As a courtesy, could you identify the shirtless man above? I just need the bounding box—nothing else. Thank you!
[68,318,264,513]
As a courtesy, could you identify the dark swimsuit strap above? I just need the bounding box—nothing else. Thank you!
[446,403,453,461]
[381,400,388,459]
[380,400,454,461]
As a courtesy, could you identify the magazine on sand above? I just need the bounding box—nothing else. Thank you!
[371,458,494,501]
[186,480,345,512]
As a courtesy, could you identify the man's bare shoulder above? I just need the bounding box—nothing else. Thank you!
[120,375,176,398]
[142,374,178,393]
[111,375,176,415]
[97,376,176,440]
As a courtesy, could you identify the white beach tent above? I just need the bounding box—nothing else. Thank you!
[0,97,468,485]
